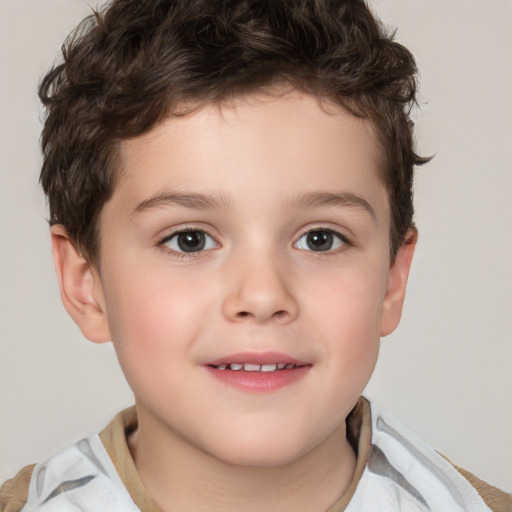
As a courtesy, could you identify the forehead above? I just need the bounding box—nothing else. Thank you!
[110,90,388,222]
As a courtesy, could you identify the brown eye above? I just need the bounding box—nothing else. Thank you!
[177,231,206,252]
[295,229,346,252]
[306,231,333,251]
[163,230,217,253]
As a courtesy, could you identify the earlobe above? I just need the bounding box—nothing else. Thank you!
[51,225,111,344]
[380,229,417,337]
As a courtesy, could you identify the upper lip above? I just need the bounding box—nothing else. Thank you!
[205,351,309,366]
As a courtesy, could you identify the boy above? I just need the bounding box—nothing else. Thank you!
[1,0,510,511]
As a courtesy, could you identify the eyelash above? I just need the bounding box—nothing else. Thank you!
[293,228,352,256]
[157,226,352,259]
[158,228,218,260]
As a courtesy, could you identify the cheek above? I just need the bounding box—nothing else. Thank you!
[305,260,387,381]
[102,265,212,378]
[311,263,388,335]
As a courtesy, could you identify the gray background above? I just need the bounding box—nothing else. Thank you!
[1,0,511,490]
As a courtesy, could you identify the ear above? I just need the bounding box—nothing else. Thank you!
[51,225,111,343]
[380,228,417,337]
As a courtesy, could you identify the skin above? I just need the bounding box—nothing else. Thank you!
[51,90,416,512]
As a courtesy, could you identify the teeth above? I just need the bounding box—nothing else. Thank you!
[214,363,299,372]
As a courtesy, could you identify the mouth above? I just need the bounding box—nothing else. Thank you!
[204,353,311,392]
[208,362,306,372]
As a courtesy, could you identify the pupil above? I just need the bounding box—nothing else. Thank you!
[307,231,333,251]
[177,231,205,252]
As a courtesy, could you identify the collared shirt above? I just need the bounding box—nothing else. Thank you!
[1,398,510,512]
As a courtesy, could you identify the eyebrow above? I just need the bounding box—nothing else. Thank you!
[133,191,232,214]
[289,191,376,219]
[132,189,375,219]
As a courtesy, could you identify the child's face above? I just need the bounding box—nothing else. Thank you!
[73,90,413,467]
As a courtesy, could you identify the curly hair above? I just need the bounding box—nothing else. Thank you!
[39,0,428,264]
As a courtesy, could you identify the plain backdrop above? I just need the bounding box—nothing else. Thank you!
[1,0,511,491]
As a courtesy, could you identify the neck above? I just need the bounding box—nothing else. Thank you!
[130,404,357,512]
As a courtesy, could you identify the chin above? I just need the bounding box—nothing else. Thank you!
[201,427,316,469]
[213,445,306,469]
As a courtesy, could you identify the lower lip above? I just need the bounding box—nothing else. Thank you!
[205,366,310,392]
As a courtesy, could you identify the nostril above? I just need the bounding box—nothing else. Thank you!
[235,310,288,320]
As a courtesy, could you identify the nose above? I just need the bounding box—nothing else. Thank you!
[221,252,299,324]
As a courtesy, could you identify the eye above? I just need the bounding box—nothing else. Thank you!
[294,229,347,252]
[161,230,217,253]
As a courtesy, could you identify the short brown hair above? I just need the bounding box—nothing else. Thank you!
[39,0,428,264]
